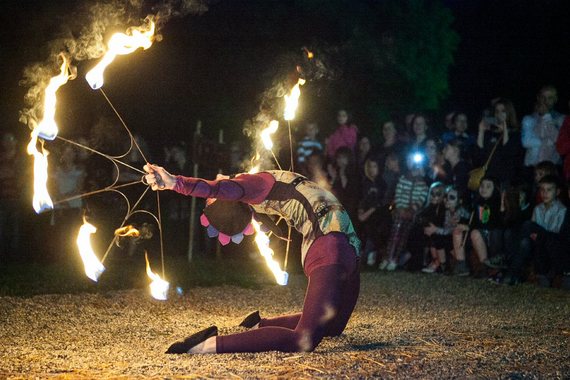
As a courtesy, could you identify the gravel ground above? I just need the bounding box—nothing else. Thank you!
[1,271,569,379]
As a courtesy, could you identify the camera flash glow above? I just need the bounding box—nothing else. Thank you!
[413,153,424,163]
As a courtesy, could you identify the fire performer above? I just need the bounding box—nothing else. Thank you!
[143,164,360,353]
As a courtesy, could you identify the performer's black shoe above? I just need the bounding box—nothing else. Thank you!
[165,325,218,354]
[239,310,261,328]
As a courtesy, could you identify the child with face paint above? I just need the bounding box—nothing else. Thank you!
[422,185,470,273]
[452,176,503,276]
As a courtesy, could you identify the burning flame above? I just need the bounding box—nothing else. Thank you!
[114,225,140,237]
[248,164,260,174]
[26,54,75,212]
[36,54,76,140]
[26,131,53,213]
[248,146,288,285]
[283,78,305,121]
[145,252,169,300]
[260,120,279,150]
[86,16,156,89]
[248,153,261,174]
[248,155,261,174]
[76,220,106,282]
[251,219,288,286]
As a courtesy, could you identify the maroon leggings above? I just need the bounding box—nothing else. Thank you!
[216,233,360,353]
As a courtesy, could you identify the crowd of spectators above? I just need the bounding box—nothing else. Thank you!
[295,85,570,289]
[2,85,569,290]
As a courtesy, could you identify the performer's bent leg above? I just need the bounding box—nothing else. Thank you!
[258,257,359,335]
[257,232,359,333]
[217,265,345,352]
[216,233,359,353]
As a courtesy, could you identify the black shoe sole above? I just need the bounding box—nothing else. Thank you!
[165,325,218,354]
[239,310,261,328]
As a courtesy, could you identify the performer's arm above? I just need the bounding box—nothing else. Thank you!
[174,173,274,204]
[144,164,274,204]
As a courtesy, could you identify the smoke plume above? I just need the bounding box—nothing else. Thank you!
[20,0,208,130]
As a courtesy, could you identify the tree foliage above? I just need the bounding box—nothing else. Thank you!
[297,0,459,129]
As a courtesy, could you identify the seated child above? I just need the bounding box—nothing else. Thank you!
[452,176,503,276]
[508,175,568,285]
[532,160,558,206]
[422,185,470,273]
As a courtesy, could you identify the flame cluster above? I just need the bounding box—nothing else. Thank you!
[245,74,308,285]
[26,17,165,299]
[28,11,309,292]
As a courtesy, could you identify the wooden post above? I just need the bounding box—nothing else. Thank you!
[215,129,224,261]
[187,120,202,262]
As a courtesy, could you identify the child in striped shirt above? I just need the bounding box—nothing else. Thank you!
[379,153,429,270]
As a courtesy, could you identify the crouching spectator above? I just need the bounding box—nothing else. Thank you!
[452,176,503,276]
[508,175,568,286]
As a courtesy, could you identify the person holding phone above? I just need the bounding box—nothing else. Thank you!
[474,98,525,189]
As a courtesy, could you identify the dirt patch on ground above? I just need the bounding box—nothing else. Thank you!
[1,272,569,379]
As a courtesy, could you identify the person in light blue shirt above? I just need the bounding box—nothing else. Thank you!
[521,85,565,169]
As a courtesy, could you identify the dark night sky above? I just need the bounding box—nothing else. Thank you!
[1,0,570,150]
[444,0,570,118]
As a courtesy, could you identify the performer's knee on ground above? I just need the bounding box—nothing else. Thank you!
[295,329,320,352]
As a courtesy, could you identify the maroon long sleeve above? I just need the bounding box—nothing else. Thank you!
[172,172,275,204]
